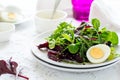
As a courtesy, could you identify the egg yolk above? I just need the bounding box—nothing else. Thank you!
[90,47,104,59]
[8,12,16,19]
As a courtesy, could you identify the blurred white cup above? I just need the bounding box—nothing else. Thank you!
[34,9,67,33]
[0,22,15,42]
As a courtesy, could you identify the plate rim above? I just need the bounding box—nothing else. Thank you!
[32,52,119,72]
[32,51,119,69]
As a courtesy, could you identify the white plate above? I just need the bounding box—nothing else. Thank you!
[32,53,119,72]
[31,30,120,68]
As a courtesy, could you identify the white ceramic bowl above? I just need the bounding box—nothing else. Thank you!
[34,9,67,32]
[0,22,15,42]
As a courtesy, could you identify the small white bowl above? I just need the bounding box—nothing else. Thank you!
[0,22,15,42]
[34,9,67,33]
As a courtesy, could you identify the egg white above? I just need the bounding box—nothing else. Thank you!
[86,44,111,63]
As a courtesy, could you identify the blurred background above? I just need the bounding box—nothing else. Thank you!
[0,0,72,13]
[37,0,72,10]
[1,0,120,31]
[0,0,72,17]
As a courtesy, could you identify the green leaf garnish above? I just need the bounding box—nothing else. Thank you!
[68,44,79,54]
[107,32,119,45]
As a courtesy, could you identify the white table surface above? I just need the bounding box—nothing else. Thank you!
[0,17,120,80]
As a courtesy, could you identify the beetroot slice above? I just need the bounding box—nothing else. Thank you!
[0,58,29,80]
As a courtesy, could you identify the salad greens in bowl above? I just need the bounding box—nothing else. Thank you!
[37,18,120,65]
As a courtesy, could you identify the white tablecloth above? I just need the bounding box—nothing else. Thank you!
[0,0,120,79]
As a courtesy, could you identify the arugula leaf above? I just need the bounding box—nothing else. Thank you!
[48,39,56,49]
[62,33,72,42]
[47,22,75,49]
[107,47,120,60]
[92,18,100,31]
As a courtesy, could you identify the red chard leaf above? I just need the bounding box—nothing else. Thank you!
[0,58,29,80]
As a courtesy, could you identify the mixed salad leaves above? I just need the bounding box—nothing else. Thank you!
[38,18,119,63]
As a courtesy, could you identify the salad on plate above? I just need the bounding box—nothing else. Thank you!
[37,18,119,64]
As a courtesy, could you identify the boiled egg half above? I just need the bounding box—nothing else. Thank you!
[0,11,23,22]
[0,6,24,22]
[86,44,111,63]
